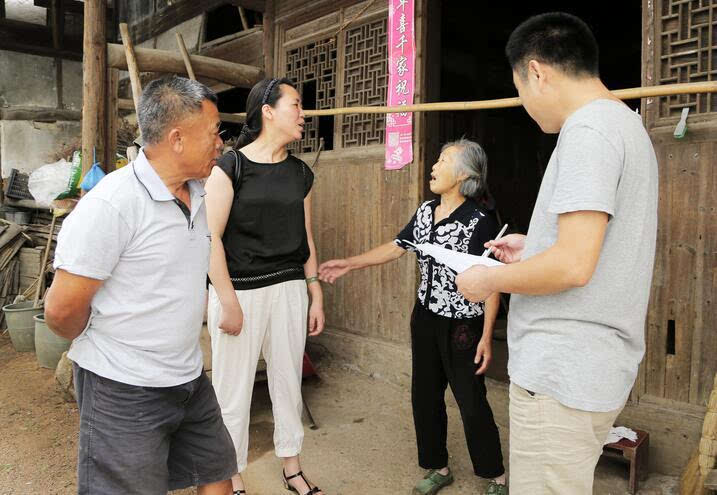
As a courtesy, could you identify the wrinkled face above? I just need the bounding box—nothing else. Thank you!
[265,84,305,142]
[177,99,223,179]
[512,67,560,134]
[429,146,462,195]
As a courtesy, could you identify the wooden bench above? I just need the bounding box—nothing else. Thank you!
[602,429,649,494]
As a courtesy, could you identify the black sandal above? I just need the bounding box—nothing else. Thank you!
[233,490,246,494]
[282,469,322,495]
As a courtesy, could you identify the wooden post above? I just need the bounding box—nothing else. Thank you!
[175,33,196,80]
[105,68,119,173]
[50,0,64,50]
[119,23,143,122]
[262,0,274,77]
[81,0,106,176]
[238,6,250,31]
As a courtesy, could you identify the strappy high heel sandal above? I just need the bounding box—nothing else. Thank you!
[232,490,246,495]
[282,469,322,495]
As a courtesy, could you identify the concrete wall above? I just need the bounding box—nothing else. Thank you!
[0,121,80,175]
[0,49,82,178]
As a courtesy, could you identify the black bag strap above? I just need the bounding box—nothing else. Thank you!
[227,148,242,192]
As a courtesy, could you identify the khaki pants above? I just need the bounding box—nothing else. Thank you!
[509,383,623,494]
[208,280,309,473]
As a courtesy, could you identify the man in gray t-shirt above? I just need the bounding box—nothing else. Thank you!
[456,13,658,494]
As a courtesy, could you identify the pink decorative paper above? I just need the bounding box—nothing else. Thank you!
[385,0,415,170]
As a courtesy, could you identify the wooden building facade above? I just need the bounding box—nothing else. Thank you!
[120,0,716,476]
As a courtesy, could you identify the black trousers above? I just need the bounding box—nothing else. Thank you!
[410,301,505,479]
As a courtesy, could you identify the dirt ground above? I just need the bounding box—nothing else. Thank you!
[0,332,680,495]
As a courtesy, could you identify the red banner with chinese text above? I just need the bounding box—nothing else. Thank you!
[385,0,415,170]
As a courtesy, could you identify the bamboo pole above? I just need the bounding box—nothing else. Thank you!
[119,23,142,124]
[302,80,717,117]
[175,32,196,80]
[121,80,717,122]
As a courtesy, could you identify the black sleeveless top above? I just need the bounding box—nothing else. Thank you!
[215,150,314,290]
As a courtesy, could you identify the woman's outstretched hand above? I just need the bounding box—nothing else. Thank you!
[485,234,526,264]
[318,259,351,284]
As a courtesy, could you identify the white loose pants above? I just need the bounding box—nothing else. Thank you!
[208,280,309,473]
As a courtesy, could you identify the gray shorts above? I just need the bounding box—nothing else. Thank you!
[73,364,237,494]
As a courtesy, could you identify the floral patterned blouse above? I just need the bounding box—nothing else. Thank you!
[395,199,499,318]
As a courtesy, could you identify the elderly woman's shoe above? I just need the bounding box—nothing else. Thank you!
[412,469,454,495]
[485,480,508,495]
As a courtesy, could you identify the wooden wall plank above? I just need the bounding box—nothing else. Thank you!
[663,143,698,403]
[645,126,717,407]
[274,0,423,346]
[695,140,717,405]
[300,147,419,345]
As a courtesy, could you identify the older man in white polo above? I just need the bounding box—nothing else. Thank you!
[44,76,236,495]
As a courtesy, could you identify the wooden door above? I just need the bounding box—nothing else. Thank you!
[639,0,717,409]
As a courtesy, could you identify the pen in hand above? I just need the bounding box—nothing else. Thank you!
[482,224,508,258]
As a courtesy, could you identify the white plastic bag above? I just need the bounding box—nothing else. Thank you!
[29,158,73,207]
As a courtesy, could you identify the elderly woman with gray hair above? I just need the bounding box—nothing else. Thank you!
[319,139,507,495]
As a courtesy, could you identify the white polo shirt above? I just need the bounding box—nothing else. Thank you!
[54,150,210,387]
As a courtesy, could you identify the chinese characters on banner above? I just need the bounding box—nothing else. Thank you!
[385,0,415,170]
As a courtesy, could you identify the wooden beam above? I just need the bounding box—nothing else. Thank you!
[0,106,81,121]
[232,0,265,13]
[0,18,81,60]
[200,27,260,52]
[35,0,112,16]
[118,98,245,124]
[107,43,264,88]
[81,0,107,175]
[262,0,274,77]
[126,0,258,45]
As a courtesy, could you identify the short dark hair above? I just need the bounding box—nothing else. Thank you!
[505,12,599,78]
[138,76,217,145]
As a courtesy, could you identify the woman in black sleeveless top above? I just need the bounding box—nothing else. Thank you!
[205,78,325,495]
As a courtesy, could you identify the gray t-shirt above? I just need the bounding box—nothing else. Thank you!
[508,99,658,412]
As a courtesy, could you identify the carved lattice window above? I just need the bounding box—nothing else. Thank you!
[285,39,338,154]
[658,0,717,119]
[341,19,388,147]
